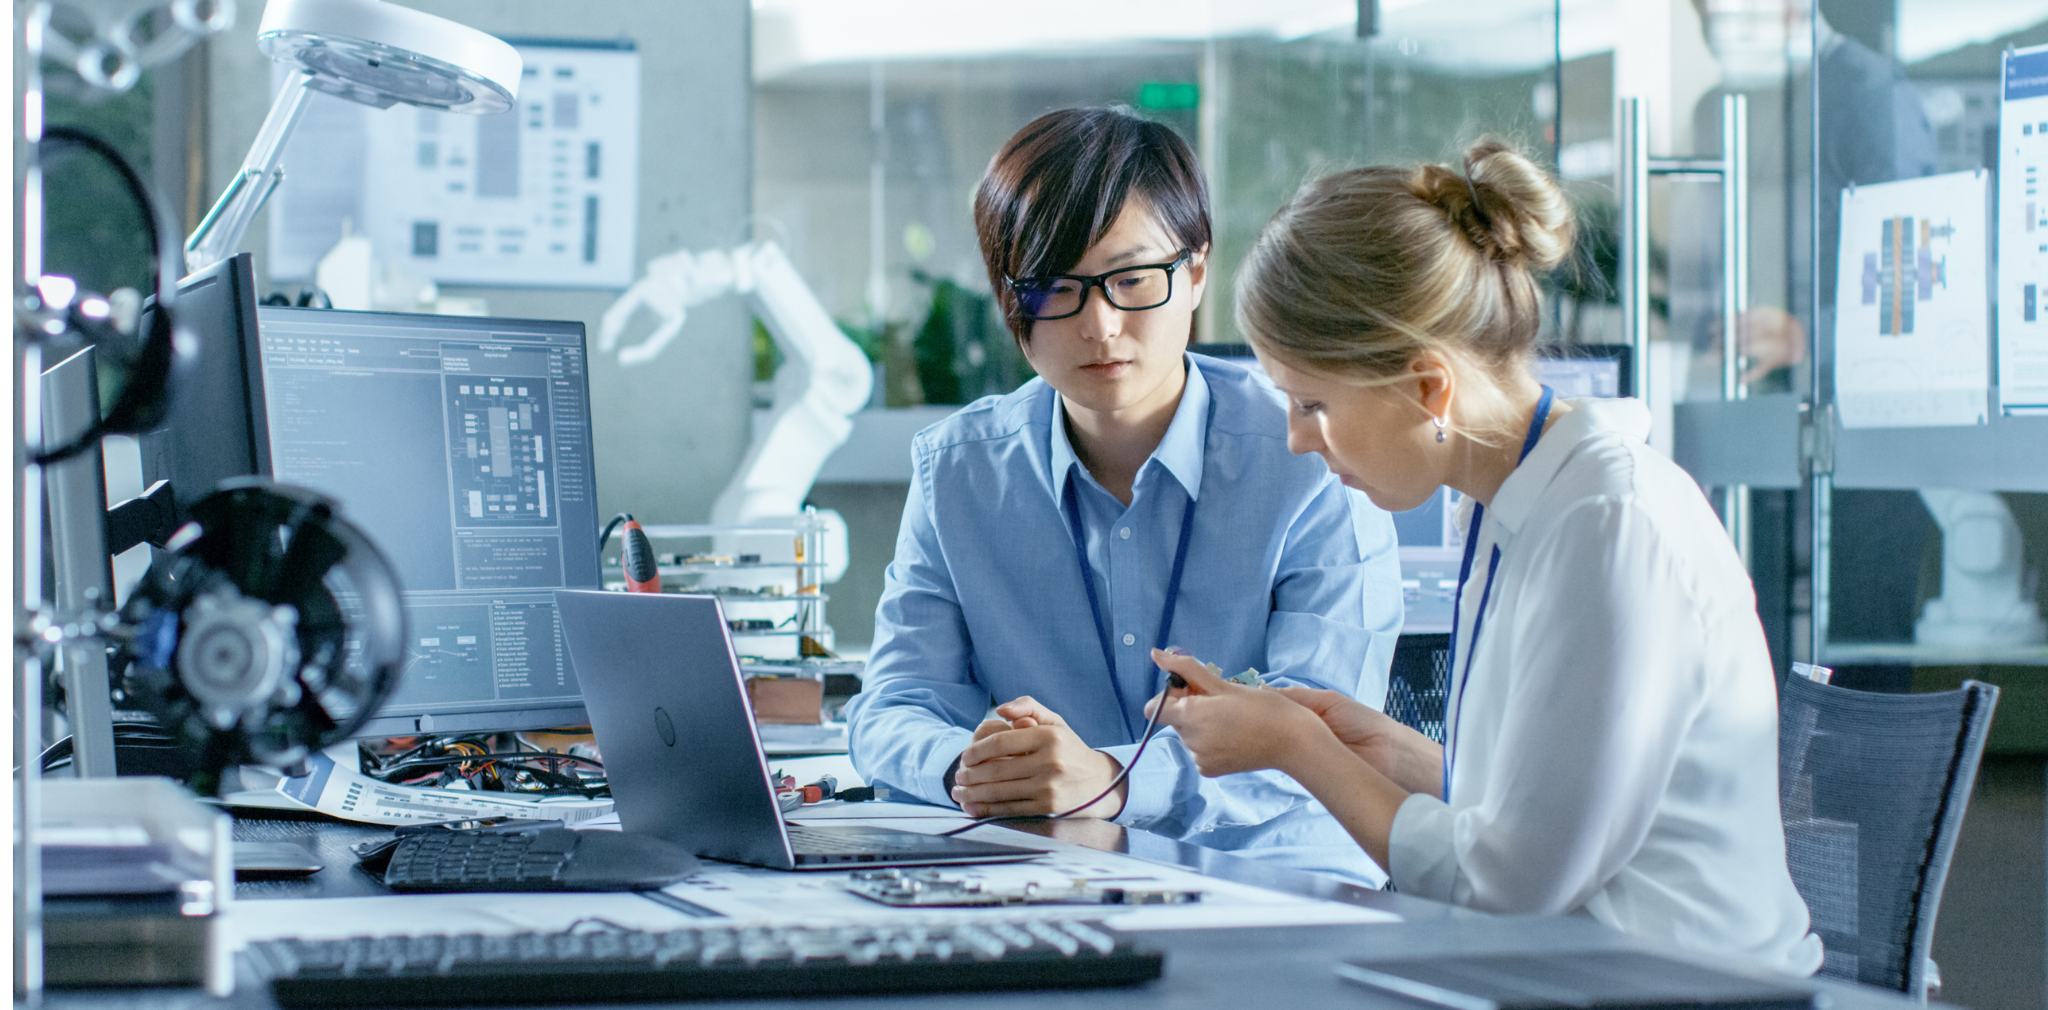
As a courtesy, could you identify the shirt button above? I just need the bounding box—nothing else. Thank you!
[1118,527,1132,540]
[1122,633,1136,646]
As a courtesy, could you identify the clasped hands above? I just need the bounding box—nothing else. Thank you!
[949,697,1127,819]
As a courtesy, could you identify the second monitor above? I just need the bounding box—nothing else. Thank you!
[250,307,602,738]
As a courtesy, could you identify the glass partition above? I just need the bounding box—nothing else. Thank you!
[755,0,1622,647]
[1811,1,2048,717]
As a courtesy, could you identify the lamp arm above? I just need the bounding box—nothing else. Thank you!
[185,71,317,274]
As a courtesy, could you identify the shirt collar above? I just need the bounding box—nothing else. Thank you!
[1048,354,1211,502]
[1486,396,1651,536]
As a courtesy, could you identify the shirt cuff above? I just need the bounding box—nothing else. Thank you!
[1098,740,1183,827]
[1388,791,1460,902]
[909,726,975,809]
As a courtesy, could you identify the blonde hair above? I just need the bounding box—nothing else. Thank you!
[1235,140,1574,432]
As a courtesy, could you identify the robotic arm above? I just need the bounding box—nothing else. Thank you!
[598,241,873,582]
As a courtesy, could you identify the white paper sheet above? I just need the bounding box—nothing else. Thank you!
[666,819,1398,931]
[1833,170,1991,428]
[1999,44,2048,415]
[229,892,695,949]
[274,743,613,826]
[231,818,1395,945]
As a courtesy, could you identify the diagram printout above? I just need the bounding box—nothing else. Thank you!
[1833,170,1991,428]
[270,38,640,288]
[2000,43,2048,415]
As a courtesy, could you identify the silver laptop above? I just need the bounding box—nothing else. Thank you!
[556,590,1044,870]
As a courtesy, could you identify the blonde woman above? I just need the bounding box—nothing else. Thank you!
[1148,141,1822,973]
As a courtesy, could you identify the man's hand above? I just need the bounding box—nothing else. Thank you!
[950,696,1125,819]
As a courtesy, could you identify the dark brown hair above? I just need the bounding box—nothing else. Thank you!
[1236,139,1574,383]
[974,107,1211,344]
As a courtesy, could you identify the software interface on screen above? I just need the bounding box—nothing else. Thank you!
[254,308,600,735]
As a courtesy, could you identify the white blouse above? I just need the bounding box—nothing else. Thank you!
[1387,397,1824,975]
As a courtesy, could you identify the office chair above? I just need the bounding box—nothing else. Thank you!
[1778,672,1997,1000]
[1386,633,1450,743]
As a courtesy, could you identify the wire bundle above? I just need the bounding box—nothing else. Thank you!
[359,733,607,797]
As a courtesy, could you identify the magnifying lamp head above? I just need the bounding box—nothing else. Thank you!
[256,0,520,112]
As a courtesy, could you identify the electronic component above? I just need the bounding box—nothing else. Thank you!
[846,869,1201,908]
[771,772,891,812]
[114,482,407,795]
[249,919,1163,1007]
[617,516,660,594]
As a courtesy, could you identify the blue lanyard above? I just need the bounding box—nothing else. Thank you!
[1058,392,1209,741]
[1442,385,1554,803]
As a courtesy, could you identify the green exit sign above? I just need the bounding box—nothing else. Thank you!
[1136,82,1200,111]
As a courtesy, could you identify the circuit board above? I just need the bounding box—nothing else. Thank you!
[845,869,1202,908]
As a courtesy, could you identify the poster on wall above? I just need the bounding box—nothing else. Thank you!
[268,38,640,289]
[1832,170,1991,429]
[1999,43,2048,416]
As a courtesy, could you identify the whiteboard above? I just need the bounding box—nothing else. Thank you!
[268,38,641,289]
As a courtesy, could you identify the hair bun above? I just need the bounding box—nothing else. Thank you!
[1415,140,1573,272]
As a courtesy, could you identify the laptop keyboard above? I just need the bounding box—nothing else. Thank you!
[785,825,950,854]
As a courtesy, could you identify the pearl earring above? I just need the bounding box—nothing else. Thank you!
[1434,415,1448,443]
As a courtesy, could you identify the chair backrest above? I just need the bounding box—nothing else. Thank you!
[1387,633,1450,743]
[1778,674,1996,999]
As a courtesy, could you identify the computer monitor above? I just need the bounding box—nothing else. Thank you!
[1392,343,1634,631]
[248,307,602,737]
[1534,343,1632,399]
[139,253,267,520]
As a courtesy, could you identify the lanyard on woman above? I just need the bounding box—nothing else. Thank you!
[1058,388,1210,740]
[1442,384,1554,803]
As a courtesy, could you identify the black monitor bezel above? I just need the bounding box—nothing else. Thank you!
[139,253,270,522]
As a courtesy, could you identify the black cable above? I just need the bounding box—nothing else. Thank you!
[598,512,633,550]
[32,125,186,464]
[938,671,1185,837]
[368,752,605,778]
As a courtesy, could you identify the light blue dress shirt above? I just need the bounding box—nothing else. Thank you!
[844,354,1402,881]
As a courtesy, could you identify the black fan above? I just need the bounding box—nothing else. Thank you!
[117,481,407,794]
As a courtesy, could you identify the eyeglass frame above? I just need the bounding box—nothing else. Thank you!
[1004,250,1194,321]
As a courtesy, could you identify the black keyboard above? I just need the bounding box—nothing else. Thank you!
[249,919,1164,1006]
[382,830,573,889]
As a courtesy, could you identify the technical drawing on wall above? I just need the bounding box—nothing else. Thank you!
[269,38,641,288]
[1999,43,2048,415]
[1833,170,1990,428]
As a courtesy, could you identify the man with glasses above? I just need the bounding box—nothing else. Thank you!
[843,108,1401,881]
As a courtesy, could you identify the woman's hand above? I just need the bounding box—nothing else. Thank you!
[1145,650,1331,778]
[1149,649,1412,870]
[1270,687,1446,798]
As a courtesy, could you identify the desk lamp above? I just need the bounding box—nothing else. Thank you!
[184,0,521,274]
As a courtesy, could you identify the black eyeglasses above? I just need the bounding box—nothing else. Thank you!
[1006,251,1191,321]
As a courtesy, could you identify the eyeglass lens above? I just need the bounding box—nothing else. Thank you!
[1015,265,1174,320]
